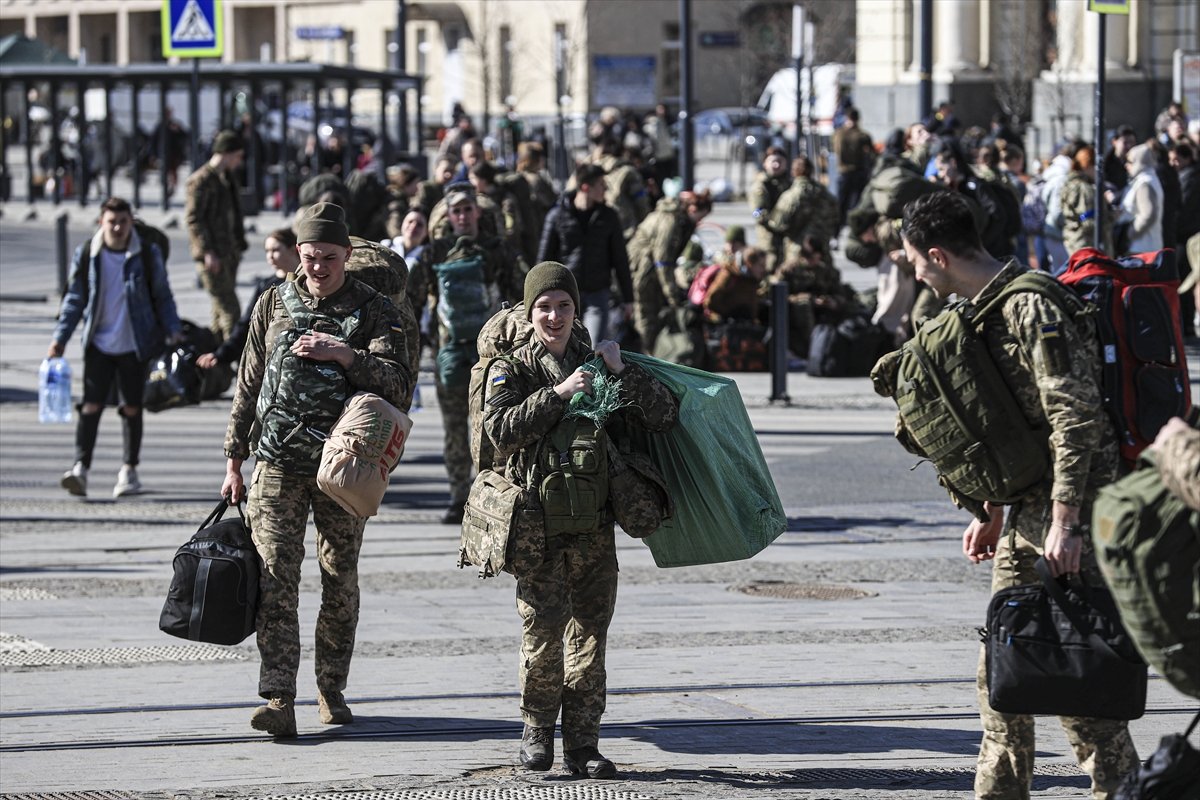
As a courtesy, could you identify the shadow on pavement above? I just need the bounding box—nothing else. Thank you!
[629,721,979,758]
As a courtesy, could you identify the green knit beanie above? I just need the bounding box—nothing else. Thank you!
[524,261,580,320]
[295,202,352,248]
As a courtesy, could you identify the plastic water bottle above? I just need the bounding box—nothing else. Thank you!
[411,384,423,411]
[38,357,73,424]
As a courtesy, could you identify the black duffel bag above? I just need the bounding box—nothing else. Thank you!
[806,314,891,377]
[1114,709,1200,799]
[144,345,203,412]
[984,557,1148,720]
[160,498,259,646]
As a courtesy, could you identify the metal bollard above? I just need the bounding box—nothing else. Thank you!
[55,212,69,297]
[769,279,790,404]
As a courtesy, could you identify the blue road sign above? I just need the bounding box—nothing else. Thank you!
[162,0,224,58]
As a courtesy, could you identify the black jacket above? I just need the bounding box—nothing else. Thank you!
[1178,165,1200,244]
[538,192,634,300]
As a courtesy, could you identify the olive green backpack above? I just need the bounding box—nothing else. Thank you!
[1092,445,1200,699]
[872,271,1086,505]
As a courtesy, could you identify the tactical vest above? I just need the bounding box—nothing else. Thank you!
[528,419,610,535]
[254,282,361,475]
[876,271,1087,504]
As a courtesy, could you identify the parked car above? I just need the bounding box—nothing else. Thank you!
[684,107,772,162]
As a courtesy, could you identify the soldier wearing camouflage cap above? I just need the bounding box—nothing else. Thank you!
[481,261,678,778]
[221,202,412,739]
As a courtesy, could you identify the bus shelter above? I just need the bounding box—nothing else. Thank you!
[0,61,423,214]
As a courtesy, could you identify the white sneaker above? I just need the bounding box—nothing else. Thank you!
[113,466,142,498]
[61,462,87,497]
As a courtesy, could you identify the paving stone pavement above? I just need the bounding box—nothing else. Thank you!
[1,205,1198,800]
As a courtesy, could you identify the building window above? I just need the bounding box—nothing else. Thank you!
[499,25,512,104]
[661,22,680,105]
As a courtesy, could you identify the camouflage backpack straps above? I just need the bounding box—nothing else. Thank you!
[253,282,361,476]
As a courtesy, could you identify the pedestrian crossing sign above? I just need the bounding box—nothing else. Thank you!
[161,0,224,58]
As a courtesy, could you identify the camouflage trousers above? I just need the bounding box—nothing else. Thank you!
[632,263,671,354]
[435,372,473,504]
[196,257,241,343]
[248,462,367,700]
[975,494,1138,800]
[516,527,618,750]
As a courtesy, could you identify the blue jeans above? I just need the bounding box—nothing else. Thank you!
[580,288,611,345]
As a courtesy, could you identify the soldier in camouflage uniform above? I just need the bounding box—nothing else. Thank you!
[1152,416,1200,510]
[748,146,792,270]
[185,130,248,342]
[900,192,1138,799]
[482,262,678,778]
[767,156,839,269]
[627,190,712,354]
[220,203,411,739]
[413,183,528,524]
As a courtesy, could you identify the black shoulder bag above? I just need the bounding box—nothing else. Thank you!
[984,557,1148,720]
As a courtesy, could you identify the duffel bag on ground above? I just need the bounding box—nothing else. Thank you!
[160,498,259,646]
[144,346,203,412]
[807,314,890,377]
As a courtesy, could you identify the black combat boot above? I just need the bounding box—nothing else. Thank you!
[519,724,554,770]
[563,746,617,779]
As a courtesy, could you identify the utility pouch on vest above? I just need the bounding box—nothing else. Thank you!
[537,420,609,535]
[459,468,545,579]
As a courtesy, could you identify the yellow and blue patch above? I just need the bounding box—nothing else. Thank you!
[1039,322,1061,339]
[491,374,507,386]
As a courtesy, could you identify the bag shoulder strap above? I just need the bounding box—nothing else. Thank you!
[973,271,1085,327]
[1034,557,1130,663]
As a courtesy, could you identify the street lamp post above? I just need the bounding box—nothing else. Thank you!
[679,0,694,191]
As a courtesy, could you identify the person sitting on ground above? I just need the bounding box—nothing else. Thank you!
[703,246,767,324]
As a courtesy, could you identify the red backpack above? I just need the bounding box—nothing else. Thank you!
[1057,248,1192,467]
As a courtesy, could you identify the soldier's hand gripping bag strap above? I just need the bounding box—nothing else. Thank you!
[458,469,545,579]
[1092,445,1200,699]
[984,557,1147,720]
[317,392,413,518]
[1113,709,1200,800]
[160,498,259,646]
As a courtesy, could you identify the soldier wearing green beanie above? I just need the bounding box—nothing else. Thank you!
[523,261,580,320]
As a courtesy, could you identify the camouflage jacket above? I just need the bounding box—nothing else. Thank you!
[749,172,791,218]
[767,177,838,252]
[1158,423,1200,511]
[482,335,679,526]
[412,234,529,342]
[627,199,695,303]
[972,260,1117,509]
[223,275,411,463]
[591,154,650,238]
[427,194,503,244]
[1060,171,1114,255]
[185,163,246,262]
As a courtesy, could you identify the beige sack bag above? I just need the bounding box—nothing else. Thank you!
[317,392,413,517]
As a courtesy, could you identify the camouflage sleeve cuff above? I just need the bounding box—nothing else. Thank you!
[224,446,250,461]
[1050,482,1087,508]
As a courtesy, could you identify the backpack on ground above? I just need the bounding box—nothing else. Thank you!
[1092,445,1200,699]
[144,344,203,412]
[468,302,591,474]
[707,320,769,372]
[653,306,708,369]
[1057,248,1192,467]
[254,282,360,474]
[160,498,258,646]
[317,392,413,518]
[871,272,1086,504]
[434,247,498,389]
[808,314,891,378]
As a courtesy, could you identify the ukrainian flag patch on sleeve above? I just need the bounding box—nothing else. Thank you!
[491,374,507,386]
[1040,322,1060,339]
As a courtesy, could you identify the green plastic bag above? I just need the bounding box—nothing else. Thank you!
[621,352,787,567]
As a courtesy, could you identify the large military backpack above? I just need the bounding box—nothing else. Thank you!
[1092,442,1200,699]
[345,236,420,405]
[871,271,1086,505]
[496,170,538,263]
[433,244,499,389]
[253,282,361,475]
[467,302,591,474]
[1057,247,1192,468]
